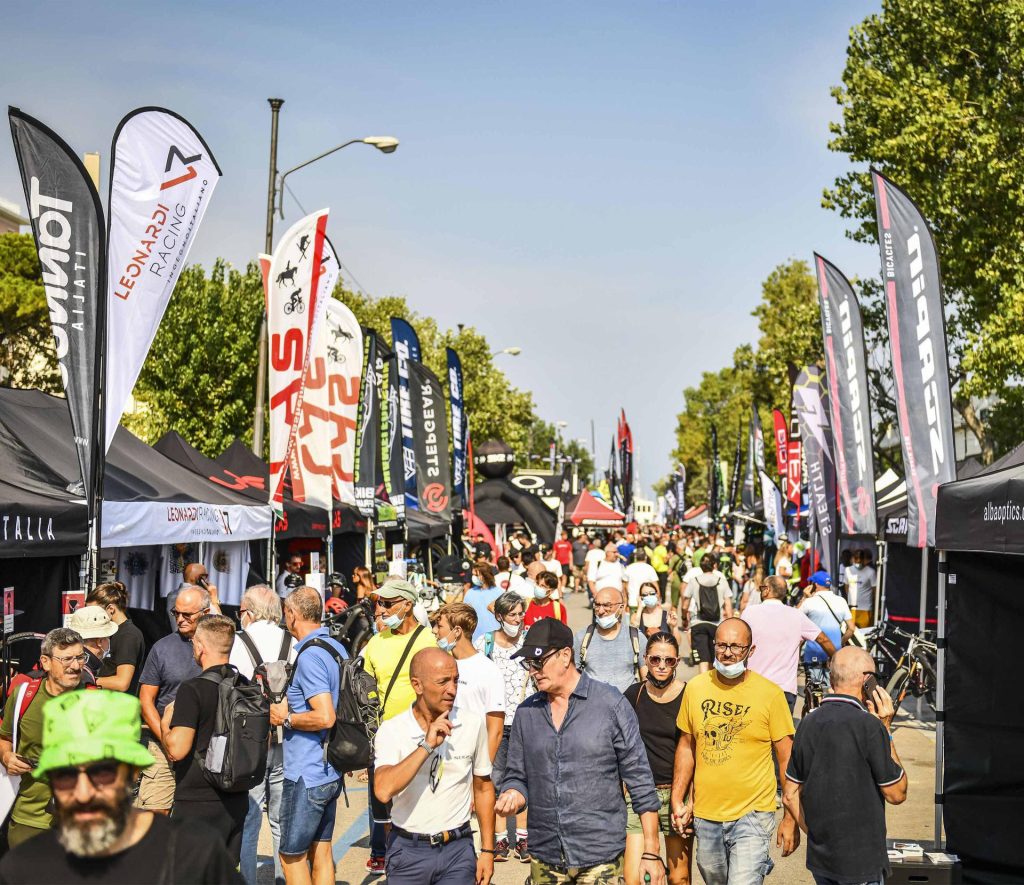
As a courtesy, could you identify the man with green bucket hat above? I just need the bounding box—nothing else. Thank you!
[0,690,240,883]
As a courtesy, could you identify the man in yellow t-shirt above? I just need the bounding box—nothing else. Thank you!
[360,577,437,873]
[670,618,799,885]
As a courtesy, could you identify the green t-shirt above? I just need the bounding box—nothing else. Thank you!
[0,681,62,829]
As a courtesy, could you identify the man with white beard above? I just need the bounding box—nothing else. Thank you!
[0,691,239,883]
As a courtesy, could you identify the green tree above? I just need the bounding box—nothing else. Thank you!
[825,0,1024,461]
[0,233,60,392]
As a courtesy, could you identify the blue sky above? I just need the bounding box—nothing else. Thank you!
[2,1,882,497]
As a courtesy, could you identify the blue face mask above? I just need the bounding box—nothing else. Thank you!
[471,576,482,587]
[383,613,402,630]
[438,630,458,653]
[642,594,659,608]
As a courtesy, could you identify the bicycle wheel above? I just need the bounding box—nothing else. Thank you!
[886,665,910,715]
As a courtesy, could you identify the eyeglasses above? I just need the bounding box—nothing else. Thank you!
[48,760,120,791]
[429,753,444,792]
[172,607,210,621]
[235,608,249,623]
[47,653,88,666]
[647,655,678,667]
[519,650,559,672]
[714,642,750,655]
[593,602,621,613]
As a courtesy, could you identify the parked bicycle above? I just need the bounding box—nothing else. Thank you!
[860,620,937,714]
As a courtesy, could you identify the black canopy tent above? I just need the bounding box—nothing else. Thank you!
[472,478,557,546]
[929,450,1024,882]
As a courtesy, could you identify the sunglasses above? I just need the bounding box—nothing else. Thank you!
[48,760,120,791]
[647,655,678,667]
[172,607,209,621]
[519,650,559,672]
[374,597,404,610]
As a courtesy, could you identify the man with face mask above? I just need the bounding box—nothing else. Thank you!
[671,618,799,885]
[573,585,647,692]
[361,578,437,874]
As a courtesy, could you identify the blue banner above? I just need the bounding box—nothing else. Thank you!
[446,347,466,505]
[390,317,421,513]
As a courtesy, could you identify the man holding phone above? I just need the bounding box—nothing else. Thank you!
[783,646,907,885]
[0,628,90,846]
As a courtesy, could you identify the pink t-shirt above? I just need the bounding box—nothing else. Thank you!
[742,600,822,695]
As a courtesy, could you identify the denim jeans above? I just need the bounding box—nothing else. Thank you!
[694,811,776,885]
[241,741,284,885]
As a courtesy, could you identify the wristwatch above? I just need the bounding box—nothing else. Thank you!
[284,715,293,730]
[416,737,432,753]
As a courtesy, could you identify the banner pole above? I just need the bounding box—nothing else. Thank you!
[935,548,947,848]
[876,539,888,623]
[268,522,277,588]
[327,507,334,575]
[365,516,374,570]
[918,546,928,634]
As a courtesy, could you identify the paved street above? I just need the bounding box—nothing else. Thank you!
[255,591,940,884]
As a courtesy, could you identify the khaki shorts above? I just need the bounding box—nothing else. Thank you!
[626,786,673,834]
[530,854,624,884]
[852,609,874,629]
[134,739,175,810]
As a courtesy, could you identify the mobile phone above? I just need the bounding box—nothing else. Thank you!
[198,576,210,589]
[863,674,880,700]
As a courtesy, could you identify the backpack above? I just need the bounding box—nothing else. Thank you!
[697,578,722,622]
[0,673,97,743]
[483,632,495,659]
[293,638,381,776]
[196,667,270,793]
[237,629,293,703]
[579,624,641,683]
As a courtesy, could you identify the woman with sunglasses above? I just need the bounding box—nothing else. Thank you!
[623,632,691,885]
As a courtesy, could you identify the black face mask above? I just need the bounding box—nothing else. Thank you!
[646,670,674,689]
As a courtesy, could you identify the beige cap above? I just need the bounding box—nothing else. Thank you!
[67,605,118,640]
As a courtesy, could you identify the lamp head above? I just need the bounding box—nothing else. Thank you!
[505,346,522,356]
[363,136,399,154]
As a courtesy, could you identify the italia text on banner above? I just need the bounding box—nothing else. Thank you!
[353,329,381,517]
[793,365,838,584]
[390,317,421,513]
[105,108,221,452]
[408,360,452,522]
[814,253,877,537]
[323,299,362,507]
[286,236,339,512]
[871,169,956,548]
[267,209,329,513]
[446,347,466,508]
[9,108,106,514]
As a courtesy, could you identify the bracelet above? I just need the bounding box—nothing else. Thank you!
[479,848,495,854]
[641,853,663,862]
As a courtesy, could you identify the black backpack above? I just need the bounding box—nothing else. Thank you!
[698,578,722,622]
[197,667,270,793]
[293,638,381,775]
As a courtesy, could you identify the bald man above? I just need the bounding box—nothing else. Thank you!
[672,618,799,885]
[574,586,646,692]
[374,648,495,885]
[784,647,906,885]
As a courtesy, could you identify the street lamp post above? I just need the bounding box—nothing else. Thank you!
[490,346,522,358]
[251,99,399,456]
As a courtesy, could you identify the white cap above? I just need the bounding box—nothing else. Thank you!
[67,605,118,640]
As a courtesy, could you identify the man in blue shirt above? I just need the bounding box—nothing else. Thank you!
[270,586,347,885]
[495,619,666,885]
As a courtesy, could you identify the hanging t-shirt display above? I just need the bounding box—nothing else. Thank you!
[159,543,198,598]
[203,541,251,606]
[115,546,159,611]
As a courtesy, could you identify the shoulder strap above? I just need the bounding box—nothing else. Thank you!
[483,633,495,659]
[11,681,30,749]
[818,594,846,631]
[629,626,641,680]
[632,681,646,711]
[381,625,424,712]
[298,637,346,667]
[579,624,596,667]
[277,630,293,661]
[553,601,562,620]
[237,630,263,668]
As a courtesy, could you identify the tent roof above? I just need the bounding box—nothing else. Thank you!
[565,489,625,527]
[471,478,557,545]
[936,444,1024,555]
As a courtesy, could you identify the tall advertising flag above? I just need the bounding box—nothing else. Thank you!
[446,348,466,507]
[267,209,329,512]
[609,436,623,513]
[323,299,362,506]
[871,169,956,548]
[287,238,339,513]
[673,465,686,523]
[409,361,452,521]
[9,108,105,514]
[381,341,404,521]
[709,423,720,523]
[390,318,421,514]
[793,366,838,583]
[814,254,878,537]
[353,329,381,517]
[760,471,786,542]
[730,421,743,511]
[742,406,766,512]
[105,108,221,451]
[772,409,789,495]
[619,410,634,520]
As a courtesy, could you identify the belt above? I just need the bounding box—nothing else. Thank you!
[391,822,472,847]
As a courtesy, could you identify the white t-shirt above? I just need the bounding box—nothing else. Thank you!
[204,541,251,606]
[494,571,530,600]
[159,543,199,597]
[845,564,877,609]
[374,706,492,832]
[588,559,626,588]
[584,548,605,570]
[623,562,659,608]
[453,652,506,721]
[229,620,296,679]
[474,634,530,721]
[544,557,561,575]
[775,555,794,579]
[116,546,159,611]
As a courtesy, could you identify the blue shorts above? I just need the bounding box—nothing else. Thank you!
[279,776,341,856]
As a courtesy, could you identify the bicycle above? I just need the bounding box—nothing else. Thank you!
[802,660,829,713]
[0,631,47,706]
[883,625,937,715]
[282,288,305,315]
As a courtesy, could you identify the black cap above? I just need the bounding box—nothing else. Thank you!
[511,618,574,660]
[436,555,472,583]
[283,573,304,590]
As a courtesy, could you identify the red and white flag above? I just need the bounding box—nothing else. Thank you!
[267,209,329,512]
[324,299,362,506]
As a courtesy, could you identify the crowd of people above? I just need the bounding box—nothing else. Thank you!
[0,522,903,885]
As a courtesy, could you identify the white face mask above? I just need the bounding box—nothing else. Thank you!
[500,620,521,638]
[595,612,620,630]
[713,657,746,679]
